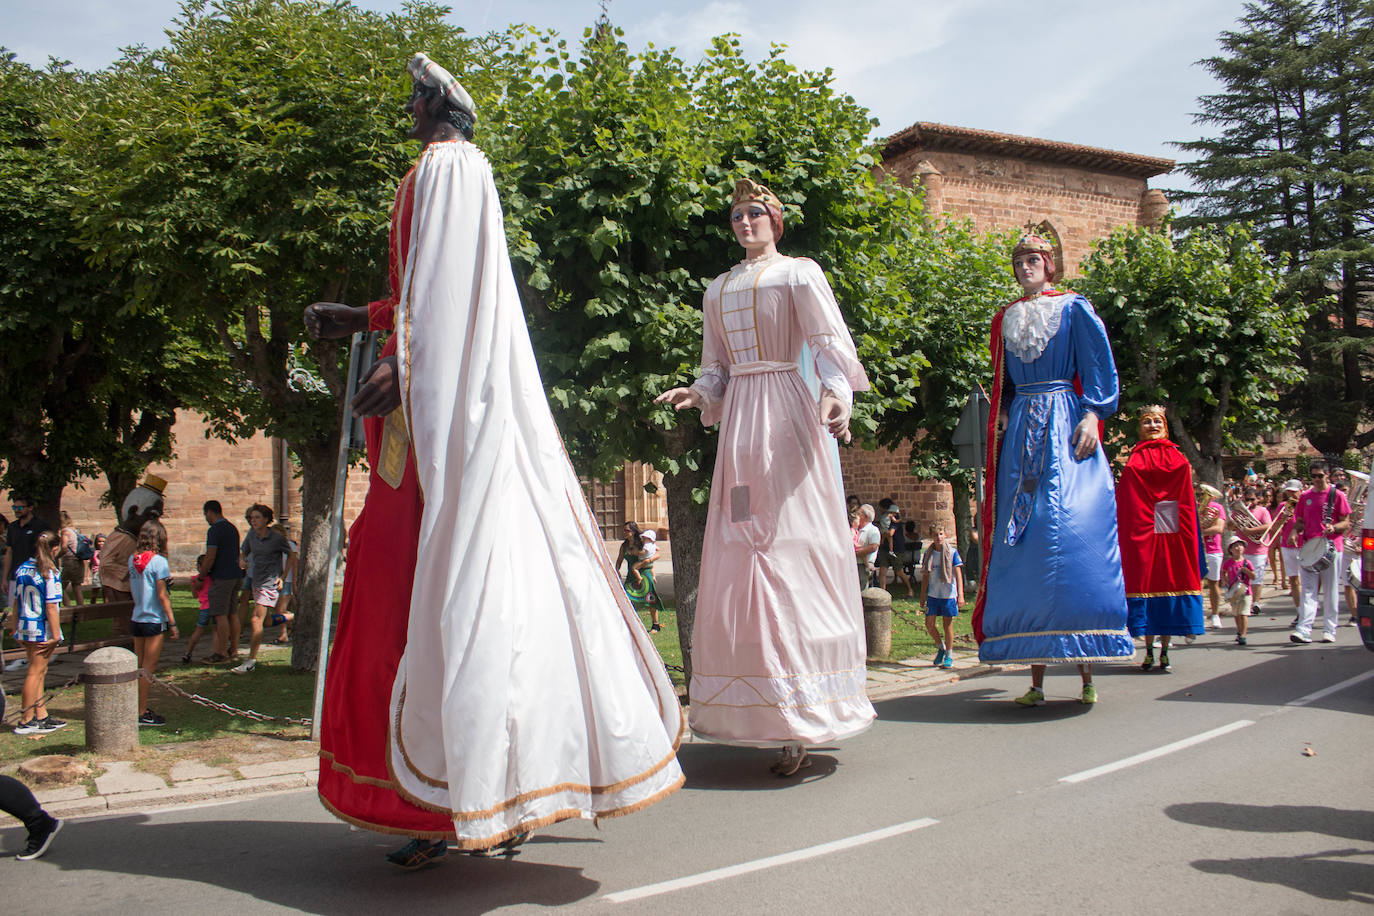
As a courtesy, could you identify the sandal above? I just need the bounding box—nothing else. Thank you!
[274,634,290,645]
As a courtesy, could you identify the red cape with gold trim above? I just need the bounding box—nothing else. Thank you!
[1116,438,1202,596]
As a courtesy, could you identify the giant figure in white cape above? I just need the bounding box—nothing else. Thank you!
[308,53,682,866]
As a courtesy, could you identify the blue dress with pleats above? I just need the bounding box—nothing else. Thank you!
[979,296,1133,664]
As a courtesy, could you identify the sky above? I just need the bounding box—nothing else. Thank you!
[3,0,1250,192]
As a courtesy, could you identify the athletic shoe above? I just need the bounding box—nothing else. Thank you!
[772,745,810,777]
[941,652,954,669]
[231,659,257,674]
[1160,651,1172,672]
[1080,684,1098,705]
[1236,636,1247,646]
[385,837,448,869]
[1014,687,1045,707]
[1140,652,1155,672]
[1347,617,1359,627]
[1290,633,1312,644]
[1184,635,1197,644]
[932,648,946,667]
[1320,634,1336,643]
[36,717,67,734]
[3,658,27,672]
[470,831,532,857]
[13,719,41,736]
[1210,614,1223,629]
[138,709,166,727]
[648,624,662,634]
[15,816,61,861]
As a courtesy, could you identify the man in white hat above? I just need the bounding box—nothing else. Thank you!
[305,53,681,868]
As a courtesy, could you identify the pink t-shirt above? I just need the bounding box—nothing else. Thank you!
[1295,486,1352,551]
[1239,504,1271,556]
[1202,502,1227,555]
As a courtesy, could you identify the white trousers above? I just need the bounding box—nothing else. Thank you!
[1297,548,1342,639]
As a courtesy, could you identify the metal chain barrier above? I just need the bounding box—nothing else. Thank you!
[4,671,83,724]
[142,670,313,727]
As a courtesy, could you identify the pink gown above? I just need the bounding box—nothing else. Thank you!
[687,253,875,746]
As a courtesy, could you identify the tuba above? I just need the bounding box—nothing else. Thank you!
[1228,495,1294,550]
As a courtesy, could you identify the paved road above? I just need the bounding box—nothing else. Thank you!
[7,615,1373,914]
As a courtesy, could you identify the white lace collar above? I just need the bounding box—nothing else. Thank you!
[1002,292,1072,363]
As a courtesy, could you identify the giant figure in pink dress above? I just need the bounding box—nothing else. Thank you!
[656,179,875,776]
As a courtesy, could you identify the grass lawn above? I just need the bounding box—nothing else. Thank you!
[0,586,960,767]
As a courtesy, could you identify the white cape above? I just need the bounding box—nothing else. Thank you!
[391,140,683,847]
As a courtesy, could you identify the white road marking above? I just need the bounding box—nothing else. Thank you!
[1285,669,1374,707]
[1059,720,1255,784]
[603,817,939,904]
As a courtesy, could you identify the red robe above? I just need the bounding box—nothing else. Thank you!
[317,168,455,837]
[1116,438,1203,597]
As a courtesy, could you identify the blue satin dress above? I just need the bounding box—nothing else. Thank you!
[979,296,1134,664]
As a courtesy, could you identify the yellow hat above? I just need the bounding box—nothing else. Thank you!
[141,474,168,494]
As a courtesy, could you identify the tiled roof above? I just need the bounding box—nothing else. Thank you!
[883,122,1174,179]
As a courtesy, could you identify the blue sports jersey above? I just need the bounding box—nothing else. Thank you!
[13,559,62,642]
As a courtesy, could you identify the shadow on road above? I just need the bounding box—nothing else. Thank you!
[1165,802,1374,903]
[19,814,599,914]
[874,687,1095,725]
[678,742,838,790]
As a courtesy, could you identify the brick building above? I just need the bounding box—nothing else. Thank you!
[838,121,1174,531]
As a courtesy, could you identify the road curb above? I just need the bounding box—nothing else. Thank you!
[41,759,319,820]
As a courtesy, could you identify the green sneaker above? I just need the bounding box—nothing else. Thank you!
[1014,687,1045,707]
[1140,651,1154,672]
[1080,684,1098,705]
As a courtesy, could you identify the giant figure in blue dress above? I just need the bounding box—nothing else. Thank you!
[972,234,1133,706]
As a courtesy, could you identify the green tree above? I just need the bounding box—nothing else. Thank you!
[1175,0,1374,457]
[1074,222,1308,486]
[866,217,1016,560]
[477,27,927,684]
[0,52,231,523]
[68,0,467,669]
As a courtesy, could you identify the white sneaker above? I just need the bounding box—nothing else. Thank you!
[4,658,28,672]
[1210,615,1223,629]
[1320,634,1336,643]
[230,659,257,674]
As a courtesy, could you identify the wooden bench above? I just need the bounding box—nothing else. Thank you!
[2,600,135,662]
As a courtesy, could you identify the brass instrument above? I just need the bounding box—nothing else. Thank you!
[1228,495,1294,549]
[1349,469,1368,521]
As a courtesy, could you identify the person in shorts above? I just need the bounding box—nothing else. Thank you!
[920,523,964,670]
[234,504,292,674]
[1197,483,1227,629]
[1276,479,1303,618]
[11,531,66,735]
[128,519,178,726]
[199,501,241,662]
[1221,539,1254,646]
[181,554,214,664]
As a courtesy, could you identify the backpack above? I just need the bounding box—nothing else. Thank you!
[73,533,95,562]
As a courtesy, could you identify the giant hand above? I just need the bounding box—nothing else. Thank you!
[304,302,370,340]
[1071,411,1101,460]
[352,356,401,417]
[819,391,852,443]
[654,387,704,412]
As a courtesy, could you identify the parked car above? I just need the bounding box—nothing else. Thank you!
[1354,457,1374,652]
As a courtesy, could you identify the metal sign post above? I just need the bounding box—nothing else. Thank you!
[310,331,378,742]
[951,383,991,520]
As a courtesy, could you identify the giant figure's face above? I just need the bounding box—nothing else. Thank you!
[730,202,775,250]
[1012,252,1048,292]
[405,81,440,140]
[1139,412,1167,441]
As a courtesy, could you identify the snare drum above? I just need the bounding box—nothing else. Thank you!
[1298,536,1335,573]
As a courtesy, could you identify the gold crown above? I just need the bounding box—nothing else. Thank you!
[1139,404,1166,419]
[731,178,783,212]
[1012,234,1054,259]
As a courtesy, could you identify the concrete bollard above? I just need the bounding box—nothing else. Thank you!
[83,647,139,754]
[861,587,893,660]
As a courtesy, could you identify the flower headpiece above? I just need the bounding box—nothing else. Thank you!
[731,178,783,213]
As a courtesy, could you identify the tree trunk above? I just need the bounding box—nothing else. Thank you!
[289,434,342,672]
[661,426,711,702]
